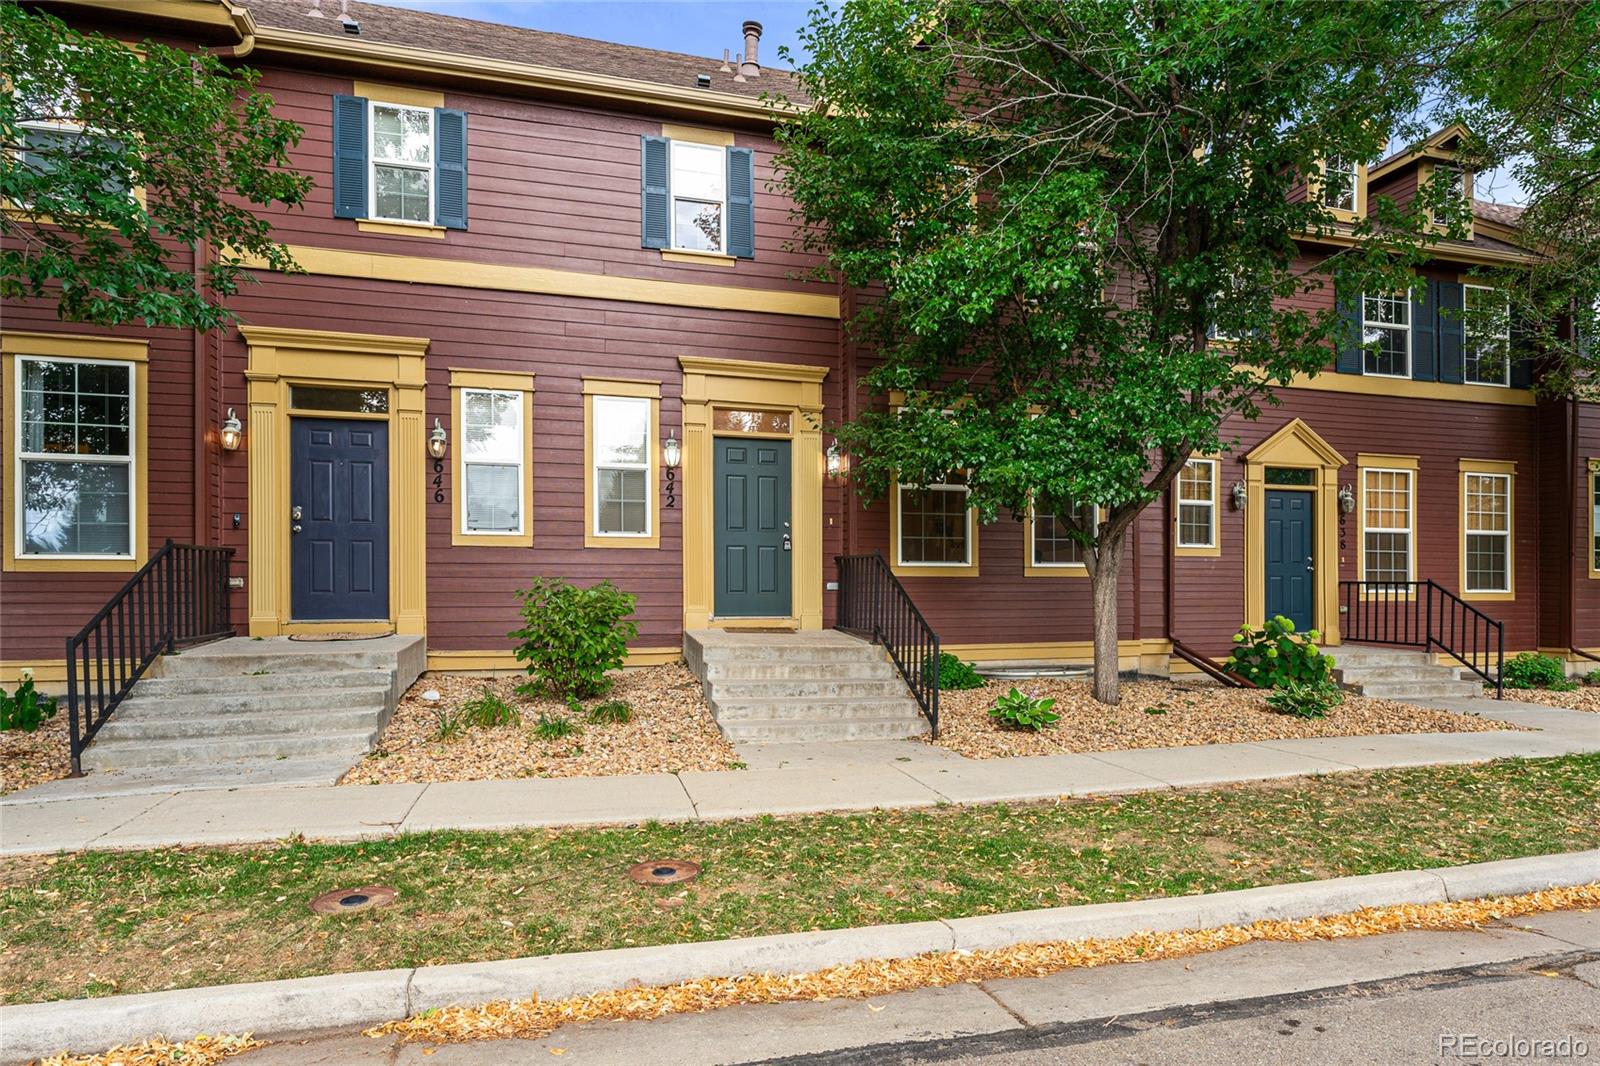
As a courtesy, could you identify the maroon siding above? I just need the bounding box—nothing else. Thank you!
[1575,403,1600,647]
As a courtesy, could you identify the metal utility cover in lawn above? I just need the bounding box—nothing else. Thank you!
[630,860,702,885]
[310,885,398,915]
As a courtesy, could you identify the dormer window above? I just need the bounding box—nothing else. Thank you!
[1321,157,1359,213]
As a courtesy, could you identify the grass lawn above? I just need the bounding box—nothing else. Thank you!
[2,754,1596,1005]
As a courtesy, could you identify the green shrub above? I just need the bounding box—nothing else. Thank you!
[1585,670,1600,687]
[988,687,1059,731]
[0,673,57,732]
[459,688,520,729]
[532,713,580,741]
[1224,616,1333,689]
[431,706,466,741]
[1500,652,1575,691]
[926,652,985,690]
[509,577,638,700]
[588,700,633,725]
[1265,677,1345,719]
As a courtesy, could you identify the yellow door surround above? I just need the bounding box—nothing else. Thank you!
[1241,418,1347,644]
[678,355,829,632]
[239,325,430,638]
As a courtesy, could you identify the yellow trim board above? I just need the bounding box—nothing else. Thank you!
[426,647,682,672]
[1284,370,1536,406]
[451,370,535,548]
[244,245,840,320]
[945,638,1175,673]
[662,250,737,267]
[661,123,736,147]
[582,377,662,398]
[0,660,69,685]
[358,220,447,239]
[353,81,445,109]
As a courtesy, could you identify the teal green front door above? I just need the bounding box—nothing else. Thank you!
[714,437,792,617]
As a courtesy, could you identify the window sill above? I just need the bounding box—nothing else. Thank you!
[1023,562,1089,578]
[585,532,661,550]
[890,561,980,579]
[661,249,736,266]
[3,554,140,573]
[1462,589,1515,602]
[1175,545,1222,559]
[451,531,533,548]
[358,219,447,238]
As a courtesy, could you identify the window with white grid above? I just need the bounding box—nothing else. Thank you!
[1362,293,1411,378]
[1362,467,1413,588]
[1463,472,1510,593]
[1032,499,1096,566]
[1321,156,1358,212]
[1177,459,1217,548]
[897,474,972,566]
[1463,285,1511,387]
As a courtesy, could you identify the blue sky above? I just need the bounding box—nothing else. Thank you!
[384,1,815,67]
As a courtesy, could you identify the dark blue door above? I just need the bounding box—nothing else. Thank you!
[714,437,791,617]
[1265,489,1314,631]
[291,418,389,621]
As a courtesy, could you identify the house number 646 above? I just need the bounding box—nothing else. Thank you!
[431,458,445,504]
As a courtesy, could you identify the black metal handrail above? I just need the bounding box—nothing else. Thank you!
[64,539,236,775]
[834,551,941,735]
[1339,580,1504,698]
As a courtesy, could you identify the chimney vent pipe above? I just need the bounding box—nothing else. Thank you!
[719,48,733,73]
[740,20,762,77]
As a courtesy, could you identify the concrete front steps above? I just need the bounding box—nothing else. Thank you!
[1332,643,1485,700]
[79,635,425,783]
[684,629,930,742]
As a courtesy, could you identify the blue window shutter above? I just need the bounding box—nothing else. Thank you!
[1437,282,1464,383]
[434,108,468,229]
[726,146,755,258]
[1509,311,1534,388]
[332,94,367,220]
[641,136,670,249]
[1411,282,1438,381]
[1335,289,1363,374]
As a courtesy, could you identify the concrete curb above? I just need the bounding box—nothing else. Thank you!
[4,850,1596,1064]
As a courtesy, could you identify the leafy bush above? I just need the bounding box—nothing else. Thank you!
[1224,616,1333,688]
[509,578,638,700]
[988,687,1059,731]
[0,672,57,732]
[926,652,985,690]
[1585,670,1600,687]
[1500,652,1576,691]
[460,688,520,728]
[1265,677,1345,720]
[532,713,580,741]
[588,699,633,725]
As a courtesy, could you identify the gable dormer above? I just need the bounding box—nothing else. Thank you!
[1366,124,1475,238]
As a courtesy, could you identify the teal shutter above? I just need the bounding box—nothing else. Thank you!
[434,108,467,229]
[726,146,755,258]
[1411,282,1438,381]
[1335,289,1363,374]
[332,94,367,220]
[1437,282,1464,383]
[641,136,670,249]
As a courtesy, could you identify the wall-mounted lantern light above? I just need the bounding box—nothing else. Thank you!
[220,408,243,451]
[662,430,681,469]
[825,440,848,479]
[1231,480,1247,510]
[1338,483,1357,514]
[428,418,448,460]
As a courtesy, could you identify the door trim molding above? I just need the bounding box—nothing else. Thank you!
[1242,418,1346,644]
[679,356,828,632]
[240,325,430,637]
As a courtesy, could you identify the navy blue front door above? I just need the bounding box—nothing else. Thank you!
[1264,489,1314,631]
[714,437,792,617]
[291,418,390,621]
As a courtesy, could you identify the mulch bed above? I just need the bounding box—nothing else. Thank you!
[0,713,71,795]
[932,678,1517,760]
[339,663,739,785]
[1494,686,1600,712]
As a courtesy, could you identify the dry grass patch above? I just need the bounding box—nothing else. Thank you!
[0,712,70,794]
[934,677,1515,759]
[340,663,737,785]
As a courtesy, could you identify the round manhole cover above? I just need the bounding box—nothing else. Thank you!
[628,859,701,885]
[310,885,398,915]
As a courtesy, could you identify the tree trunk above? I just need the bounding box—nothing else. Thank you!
[1089,529,1125,705]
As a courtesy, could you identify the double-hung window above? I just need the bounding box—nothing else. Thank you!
[1463,285,1511,387]
[1031,499,1095,569]
[1321,157,1358,213]
[1592,466,1600,575]
[13,61,131,203]
[1177,459,1218,550]
[460,389,525,536]
[1361,293,1412,378]
[369,102,434,224]
[670,140,726,253]
[1361,467,1413,588]
[592,395,653,539]
[1462,470,1511,595]
[15,357,135,558]
[896,474,973,568]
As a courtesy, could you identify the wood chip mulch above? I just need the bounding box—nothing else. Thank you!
[0,713,71,795]
[1493,686,1600,712]
[932,678,1517,760]
[339,663,739,786]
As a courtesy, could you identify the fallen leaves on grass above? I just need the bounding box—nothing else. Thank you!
[934,678,1517,759]
[36,1032,263,1066]
[0,713,71,794]
[373,883,1600,1046]
[340,664,737,785]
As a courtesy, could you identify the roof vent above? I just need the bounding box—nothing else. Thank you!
[719,49,733,73]
[740,20,762,77]
[696,74,712,88]
[304,0,324,16]
[342,16,360,34]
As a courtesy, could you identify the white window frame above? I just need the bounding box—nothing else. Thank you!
[1321,156,1359,213]
[367,100,435,226]
[458,387,525,538]
[14,354,137,560]
[1029,501,1099,569]
[591,394,653,539]
[1462,471,1511,594]
[894,477,974,568]
[1176,458,1218,548]
[1591,467,1600,577]
[1462,284,1511,388]
[668,139,727,254]
[1361,291,1413,379]
[1360,466,1414,587]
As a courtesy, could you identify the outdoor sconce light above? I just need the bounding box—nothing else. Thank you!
[662,430,681,469]
[1338,483,1357,514]
[1231,481,1248,510]
[428,418,448,460]
[219,408,242,451]
[825,440,849,479]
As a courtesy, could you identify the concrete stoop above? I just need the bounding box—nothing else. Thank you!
[1332,643,1485,700]
[684,629,930,742]
[79,635,426,781]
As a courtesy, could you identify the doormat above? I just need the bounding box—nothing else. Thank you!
[288,631,395,642]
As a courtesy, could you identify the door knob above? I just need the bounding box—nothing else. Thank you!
[291,505,303,521]
[292,524,302,534]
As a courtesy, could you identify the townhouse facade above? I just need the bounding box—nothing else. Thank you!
[2,0,1596,689]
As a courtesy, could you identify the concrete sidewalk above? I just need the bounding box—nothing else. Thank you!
[1,697,1593,855]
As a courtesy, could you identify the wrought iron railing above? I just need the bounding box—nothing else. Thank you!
[1339,580,1504,698]
[834,551,941,735]
[64,540,236,775]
